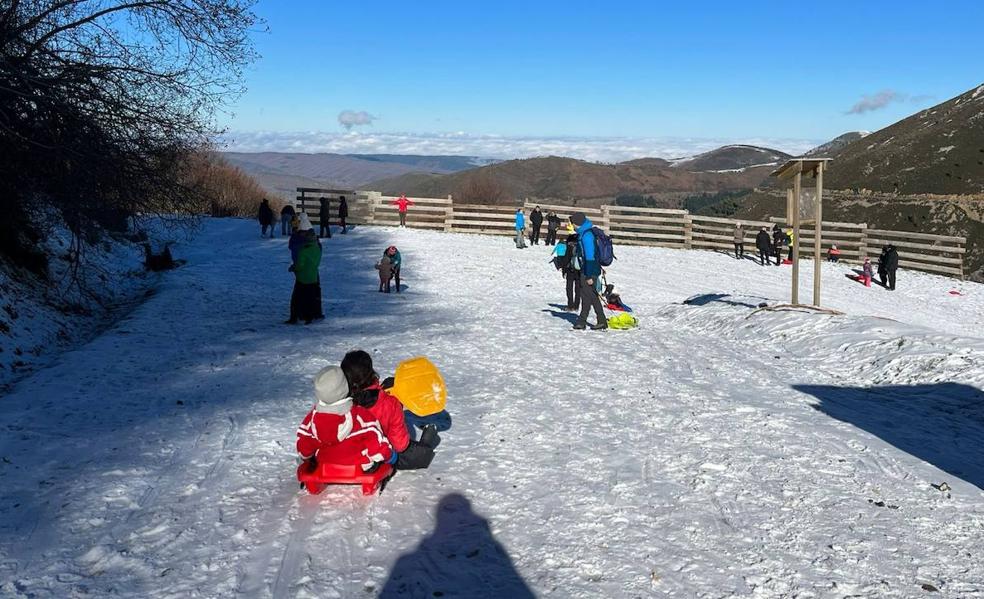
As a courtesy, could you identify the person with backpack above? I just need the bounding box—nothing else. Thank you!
[733,223,745,259]
[318,197,332,239]
[545,211,561,245]
[338,196,348,234]
[755,227,772,266]
[552,234,581,311]
[570,212,608,330]
[529,206,544,245]
[280,203,296,236]
[514,209,527,249]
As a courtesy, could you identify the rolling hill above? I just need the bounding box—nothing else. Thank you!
[671,145,791,171]
[823,82,984,194]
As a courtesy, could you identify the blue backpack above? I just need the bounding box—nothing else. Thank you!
[591,226,616,267]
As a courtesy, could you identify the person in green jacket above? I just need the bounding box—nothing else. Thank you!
[286,214,324,324]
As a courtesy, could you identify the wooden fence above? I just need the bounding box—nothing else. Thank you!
[294,188,967,279]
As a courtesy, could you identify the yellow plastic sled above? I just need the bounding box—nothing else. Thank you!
[390,356,447,416]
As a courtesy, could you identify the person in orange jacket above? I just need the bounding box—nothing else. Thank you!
[392,194,414,227]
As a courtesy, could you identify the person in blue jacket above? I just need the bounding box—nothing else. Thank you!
[514,209,527,249]
[570,212,607,330]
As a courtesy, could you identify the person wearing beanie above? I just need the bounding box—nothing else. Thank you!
[341,350,441,470]
[756,227,772,266]
[285,213,324,324]
[570,212,607,330]
[296,366,395,471]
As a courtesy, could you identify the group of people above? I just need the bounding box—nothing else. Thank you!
[514,206,562,249]
[734,221,901,290]
[257,196,349,239]
[296,350,441,474]
[547,212,609,330]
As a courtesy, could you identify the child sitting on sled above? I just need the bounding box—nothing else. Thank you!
[341,350,440,470]
[296,365,395,471]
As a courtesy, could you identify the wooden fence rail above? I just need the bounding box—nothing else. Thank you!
[293,188,967,279]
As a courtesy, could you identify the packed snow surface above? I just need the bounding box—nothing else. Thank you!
[1,220,983,598]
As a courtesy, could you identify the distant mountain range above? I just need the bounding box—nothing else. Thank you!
[220,152,495,199]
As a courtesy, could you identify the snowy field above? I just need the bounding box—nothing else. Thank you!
[1,219,983,598]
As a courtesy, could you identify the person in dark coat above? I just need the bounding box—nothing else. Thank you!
[280,203,296,236]
[755,227,772,266]
[338,196,348,234]
[257,199,274,238]
[879,245,899,290]
[318,197,332,239]
[561,233,581,311]
[545,211,561,245]
[772,224,785,267]
[529,207,544,245]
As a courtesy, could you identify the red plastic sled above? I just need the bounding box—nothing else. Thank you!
[296,461,393,496]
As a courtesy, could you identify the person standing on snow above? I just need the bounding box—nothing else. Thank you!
[561,232,581,311]
[879,245,899,290]
[383,245,402,292]
[286,214,324,324]
[570,212,607,330]
[257,199,274,238]
[862,257,874,287]
[392,194,414,227]
[280,203,296,236]
[318,197,332,239]
[771,224,784,267]
[514,209,527,249]
[733,223,745,259]
[756,227,772,266]
[545,211,561,245]
[529,206,544,245]
[785,228,795,262]
[338,196,348,234]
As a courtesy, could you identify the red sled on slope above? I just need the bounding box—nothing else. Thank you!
[297,461,394,496]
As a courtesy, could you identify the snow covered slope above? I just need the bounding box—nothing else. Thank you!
[1,220,982,598]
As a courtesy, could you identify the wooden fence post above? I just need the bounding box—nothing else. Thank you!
[858,223,868,261]
[444,195,454,232]
[683,213,693,249]
[600,205,611,231]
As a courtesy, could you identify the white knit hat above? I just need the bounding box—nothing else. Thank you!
[297,213,313,231]
[313,366,351,413]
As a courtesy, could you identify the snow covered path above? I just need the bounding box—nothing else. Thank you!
[1,220,983,598]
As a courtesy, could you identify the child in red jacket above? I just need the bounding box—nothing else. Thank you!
[341,350,439,470]
[296,365,394,471]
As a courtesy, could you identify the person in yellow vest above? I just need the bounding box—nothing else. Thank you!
[785,228,795,262]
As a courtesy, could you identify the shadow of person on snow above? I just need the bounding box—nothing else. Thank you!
[379,493,535,598]
[682,293,764,309]
[541,308,579,324]
[795,382,984,490]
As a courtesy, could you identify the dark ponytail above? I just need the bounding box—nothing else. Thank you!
[341,350,379,407]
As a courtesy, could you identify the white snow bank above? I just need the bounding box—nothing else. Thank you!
[1,221,982,598]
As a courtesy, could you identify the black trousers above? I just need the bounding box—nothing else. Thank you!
[291,280,323,322]
[883,269,896,290]
[758,249,770,265]
[339,216,346,233]
[565,269,581,310]
[774,246,782,266]
[396,440,435,470]
[545,228,557,245]
[734,243,744,258]
[530,224,542,244]
[319,218,331,238]
[576,275,606,326]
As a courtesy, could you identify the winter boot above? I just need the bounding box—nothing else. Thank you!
[419,424,440,449]
[590,322,609,331]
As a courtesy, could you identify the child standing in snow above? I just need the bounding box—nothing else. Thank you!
[862,257,873,287]
[296,366,395,471]
[341,350,440,470]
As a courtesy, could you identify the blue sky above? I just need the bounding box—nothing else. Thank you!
[221,1,984,159]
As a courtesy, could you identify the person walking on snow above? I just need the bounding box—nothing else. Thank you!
[280,203,296,236]
[862,257,873,287]
[529,206,544,245]
[756,227,772,266]
[286,214,324,324]
[338,196,348,234]
[257,199,274,238]
[733,223,745,259]
[392,194,414,227]
[570,212,607,330]
[318,197,332,239]
[514,209,527,249]
[545,211,561,245]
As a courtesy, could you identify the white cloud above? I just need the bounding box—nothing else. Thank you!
[220,130,822,162]
[337,110,377,130]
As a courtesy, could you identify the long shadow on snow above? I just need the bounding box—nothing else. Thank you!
[683,293,766,309]
[379,493,535,598]
[0,227,460,592]
[795,382,984,490]
[542,308,579,325]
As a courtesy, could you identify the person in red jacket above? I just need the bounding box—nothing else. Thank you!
[391,194,414,227]
[296,365,395,471]
[341,350,439,470]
